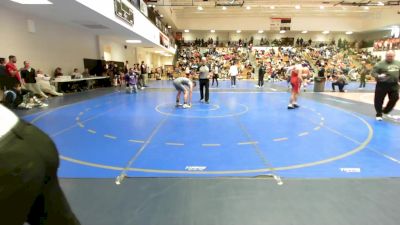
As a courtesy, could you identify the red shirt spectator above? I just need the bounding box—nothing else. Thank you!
[6,55,21,82]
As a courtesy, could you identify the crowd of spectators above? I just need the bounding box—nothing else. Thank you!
[174,40,380,92]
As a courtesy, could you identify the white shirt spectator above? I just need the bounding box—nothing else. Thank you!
[229,65,239,76]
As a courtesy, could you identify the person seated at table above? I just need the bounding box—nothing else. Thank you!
[71,68,83,79]
[36,69,63,96]
[54,67,73,92]
[54,67,63,78]
[82,68,91,78]
[332,73,348,92]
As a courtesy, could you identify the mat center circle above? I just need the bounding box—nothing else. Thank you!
[155,102,249,118]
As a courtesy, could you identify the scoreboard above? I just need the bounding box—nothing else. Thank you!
[270,18,291,31]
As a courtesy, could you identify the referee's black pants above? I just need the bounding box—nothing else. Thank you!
[258,74,264,87]
[199,79,209,102]
[374,82,399,117]
[0,120,81,225]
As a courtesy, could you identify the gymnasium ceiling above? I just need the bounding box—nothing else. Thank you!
[152,0,399,17]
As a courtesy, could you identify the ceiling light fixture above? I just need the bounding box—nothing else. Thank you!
[295,5,301,9]
[345,31,353,35]
[197,6,203,11]
[270,6,275,9]
[320,5,325,10]
[211,30,215,33]
[237,30,241,33]
[184,29,189,33]
[377,1,384,6]
[322,31,330,34]
[280,30,286,34]
[258,30,264,33]
[302,31,308,34]
[246,6,251,10]
[126,40,142,44]
[10,0,52,4]
[222,6,227,10]
[364,6,369,10]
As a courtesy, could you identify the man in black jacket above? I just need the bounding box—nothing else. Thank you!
[20,61,47,98]
[0,104,81,225]
[140,61,148,88]
[258,62,266,88]
[0,57,7,91]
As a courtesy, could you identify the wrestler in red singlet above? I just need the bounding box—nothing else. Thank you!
[290,67,300,94]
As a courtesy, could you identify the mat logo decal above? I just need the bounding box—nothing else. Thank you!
[340,168,361,173]
[185,166,207,171]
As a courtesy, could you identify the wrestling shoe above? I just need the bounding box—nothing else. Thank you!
[287,104,295,110]
[182,104,191,109]
[376,116,383,121]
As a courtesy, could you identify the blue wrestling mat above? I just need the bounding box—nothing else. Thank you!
[23,89,400,178]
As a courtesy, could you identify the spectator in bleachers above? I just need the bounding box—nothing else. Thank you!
[20,61,48,99]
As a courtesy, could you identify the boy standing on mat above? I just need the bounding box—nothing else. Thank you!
[288,64,304,109]
[173,76,196,109]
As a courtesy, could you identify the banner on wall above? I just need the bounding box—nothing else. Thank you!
[175,32,183,41]
[373,38,400,51]
[270,18,291,31]
[139,0,148,17]
[160,32,170,48]
[114,0,134,25]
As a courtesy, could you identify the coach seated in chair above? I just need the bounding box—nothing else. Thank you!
[20,61,48,99]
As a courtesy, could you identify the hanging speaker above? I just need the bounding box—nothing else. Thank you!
[27,19,36,33]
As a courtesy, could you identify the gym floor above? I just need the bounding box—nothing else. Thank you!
[20,80,400,225]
